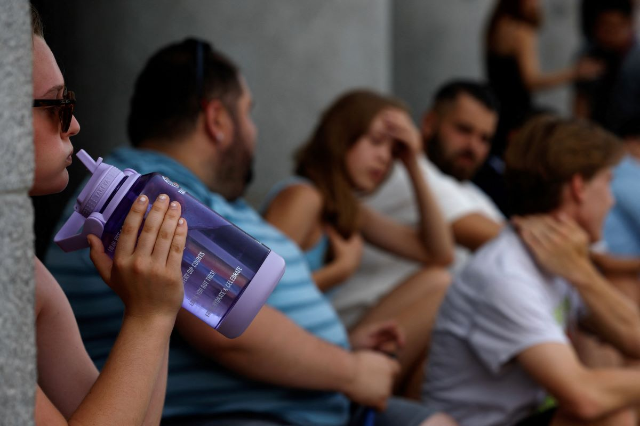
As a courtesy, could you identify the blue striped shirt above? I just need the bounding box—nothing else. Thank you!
[46,147,351,426]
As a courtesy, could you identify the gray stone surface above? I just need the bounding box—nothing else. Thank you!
[49,0,390,206]
[0,0,36,424]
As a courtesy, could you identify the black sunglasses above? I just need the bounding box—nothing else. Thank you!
[33,87,76,133]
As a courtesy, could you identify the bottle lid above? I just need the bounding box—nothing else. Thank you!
[216,250,285,338]
[54,150,139,252]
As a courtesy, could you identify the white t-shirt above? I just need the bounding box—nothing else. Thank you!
[424,227,583,426]
[331,156,504,327]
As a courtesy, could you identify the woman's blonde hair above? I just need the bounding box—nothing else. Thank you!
[295,90,407,238]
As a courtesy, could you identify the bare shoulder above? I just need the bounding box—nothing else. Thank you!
[492,17,534,53]
[266,183,324,216]
[511,20,535,43]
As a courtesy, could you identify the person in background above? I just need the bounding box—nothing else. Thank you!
[473,106,553,216]
[263,89,454,393]
[332,81,503,339]
[485,0,602,157]
[573,0,640,134]
[425,115,640,426]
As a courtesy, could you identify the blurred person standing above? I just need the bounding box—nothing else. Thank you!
[574,0,640,134]
[485,0,602,157]
[424,115,640,426]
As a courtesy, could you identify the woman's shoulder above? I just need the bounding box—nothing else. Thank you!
[263,177,324,215]
[491,17,534,53]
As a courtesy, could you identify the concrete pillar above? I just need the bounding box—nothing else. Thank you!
[0,0,36,424]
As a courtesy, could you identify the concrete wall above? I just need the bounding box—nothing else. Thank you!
[37,0,391,208]
[392,0,581,120]
[0,0,36,424]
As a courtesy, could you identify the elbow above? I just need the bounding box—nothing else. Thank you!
[565,396,606,421]
[436,251,455,267]
[561,382,607,421]
[421,250,454,267]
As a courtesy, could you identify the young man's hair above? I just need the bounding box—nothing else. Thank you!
[505,115,622,216]
[431,80,500,115]
[127,38,241,147]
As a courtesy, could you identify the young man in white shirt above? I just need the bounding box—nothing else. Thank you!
[425,115,640,426]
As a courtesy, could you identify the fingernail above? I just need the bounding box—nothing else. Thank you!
[178,218,185,225]
[158,194,167,201]
[170,201,178,209]
[138,195,147,203]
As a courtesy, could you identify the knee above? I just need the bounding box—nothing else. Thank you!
[419,267,451,293]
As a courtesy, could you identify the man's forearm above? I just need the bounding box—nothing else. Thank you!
[573,262,640,358]
[176,306,356,393]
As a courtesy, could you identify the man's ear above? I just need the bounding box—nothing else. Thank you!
[202,99,231,147]
[421,111,438,143]
[569,174,586,204]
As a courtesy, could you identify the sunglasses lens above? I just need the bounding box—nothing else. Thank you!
[60,105,71,133]
[60,91,75,133]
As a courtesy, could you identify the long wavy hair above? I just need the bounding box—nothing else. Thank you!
[295,90,407,238]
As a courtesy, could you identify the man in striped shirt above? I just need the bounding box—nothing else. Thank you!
[46,38,454,426]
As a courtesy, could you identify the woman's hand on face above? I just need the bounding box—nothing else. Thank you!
[326,226,363,279]
[381,109,422,163]
[88,194,187,321]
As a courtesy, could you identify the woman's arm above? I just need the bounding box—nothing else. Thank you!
[35,194,187,425]
[264,184,362,291]
[360,110,454,266]
[311,227,363,291]
[513,24,601,92]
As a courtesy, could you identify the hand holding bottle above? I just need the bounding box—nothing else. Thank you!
[88,194,187,320]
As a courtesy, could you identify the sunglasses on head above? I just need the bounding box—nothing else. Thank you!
[33,87,76,133]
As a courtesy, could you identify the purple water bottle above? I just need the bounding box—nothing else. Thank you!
[54,150,285,338]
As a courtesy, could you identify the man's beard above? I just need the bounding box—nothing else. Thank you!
[216,135,254,201]
[426,131,480,182]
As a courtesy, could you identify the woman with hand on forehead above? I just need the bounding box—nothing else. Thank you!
[29,6,187,425]
[263,90,454,394]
